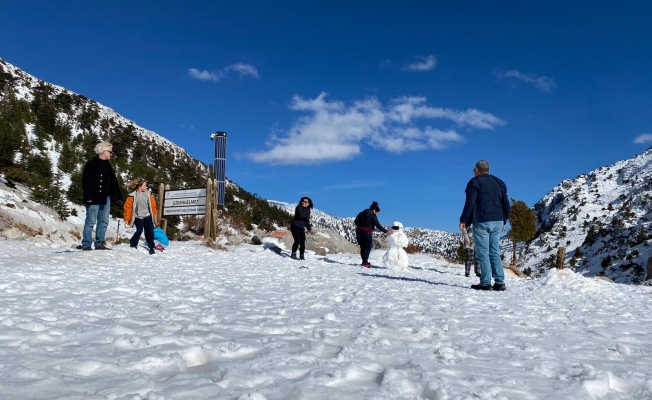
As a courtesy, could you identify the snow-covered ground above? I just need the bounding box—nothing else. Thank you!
[1,240,651,399]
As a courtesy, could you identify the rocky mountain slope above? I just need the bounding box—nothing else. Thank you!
[512,147,652,284]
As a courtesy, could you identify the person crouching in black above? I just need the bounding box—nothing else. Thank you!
[290,197,313,260]
[354,201,392,268]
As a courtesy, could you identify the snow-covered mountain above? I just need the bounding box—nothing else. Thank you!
[513,147,652,284]
[268,200,461,258]
[0,57,462,252]
[0,57,210,194]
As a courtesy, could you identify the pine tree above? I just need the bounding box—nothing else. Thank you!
[457,241,467,263]
[507,199,537,265]
[0,94,30,168]
[635,226,647,244]
[67,169,84,205]
[51,170,70,220]
[601,255,612,269]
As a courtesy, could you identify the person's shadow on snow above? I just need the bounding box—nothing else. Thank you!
[409,266,449,274]
[263,243,291,258]
[321,257,387,268]
[358,273,465,288]
[320,257,343,264]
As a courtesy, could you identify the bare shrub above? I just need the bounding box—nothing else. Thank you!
[204,240,226,251]
[182,215,205,235]
[219,212,248,234]
[404,243,422,254]
[16,224,43,237]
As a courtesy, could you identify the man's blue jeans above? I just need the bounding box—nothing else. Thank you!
[473,221,504,286]
[82,198,111,248]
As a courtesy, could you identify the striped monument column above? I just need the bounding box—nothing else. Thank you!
[213,131,227,210]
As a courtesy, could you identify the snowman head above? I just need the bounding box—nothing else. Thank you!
[391,221,403,231]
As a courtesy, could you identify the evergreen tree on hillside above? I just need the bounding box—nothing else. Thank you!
[0,69,18,94]
[29,153,54,205]
[30,82,58,148]
[80,131,101,161]
[50,170,70,220]
[53,92,74,114]
[58,141,76,174]
[67,169,84,205]
[78,104,99,130]
[507,199,537,265]
[457,241,467,263]
[53,122,72,143]
[634,226,647,245]
[0,94,31,169]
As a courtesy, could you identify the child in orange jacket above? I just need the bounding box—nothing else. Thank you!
[124,178,158,255]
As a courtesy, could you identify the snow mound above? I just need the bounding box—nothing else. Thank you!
[540,268,611,292]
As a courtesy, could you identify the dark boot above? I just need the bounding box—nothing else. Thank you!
[299,253,305,260]
[291,253,298,260]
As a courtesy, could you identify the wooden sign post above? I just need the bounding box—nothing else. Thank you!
[204,178,214,240]
[157,183,169,233]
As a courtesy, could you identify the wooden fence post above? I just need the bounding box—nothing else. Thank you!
[157,183,165,233]
[556,247,566,269]
[161,184,169,232]
[211,178,218,241]
[204,178,213,241]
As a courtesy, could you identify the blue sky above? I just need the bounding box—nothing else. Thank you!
[2,1,652,232]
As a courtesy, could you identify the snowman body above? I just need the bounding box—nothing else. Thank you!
[382,221,409,271]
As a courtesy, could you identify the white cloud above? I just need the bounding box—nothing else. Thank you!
[188,68,223,82]
[370,127,465,153]
[188,63,259,83]
[324,181,386,190]
[402,55,437,72]
[495,69,556,92]
[246,93,504,165]
[224,63,260,79]
[633,133,652,144]
[388,96,505,129]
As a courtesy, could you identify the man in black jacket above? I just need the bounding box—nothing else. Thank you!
[459,160,510,291]
[80,142,123,250]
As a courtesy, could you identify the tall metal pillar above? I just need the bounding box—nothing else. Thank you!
[212,131,227,210]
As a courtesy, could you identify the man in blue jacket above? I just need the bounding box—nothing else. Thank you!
[459,160,510,291]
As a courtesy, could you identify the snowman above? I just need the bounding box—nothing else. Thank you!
[382,221,410,271]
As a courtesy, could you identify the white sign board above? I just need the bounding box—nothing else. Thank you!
[165,188,206,199]
[164,197,206,208]
[162,188,207,216]
[163,206,206,216]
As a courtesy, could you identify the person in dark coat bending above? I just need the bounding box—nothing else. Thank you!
[80,141,123,250]
[290,197,313,260]
[354,201,392,268]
